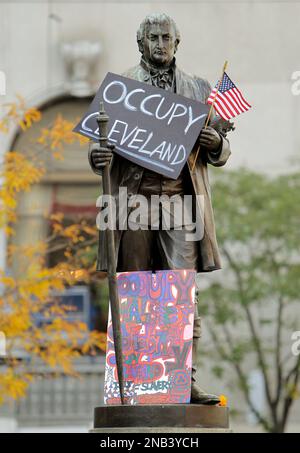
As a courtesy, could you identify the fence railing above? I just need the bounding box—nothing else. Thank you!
[11,357,105,426]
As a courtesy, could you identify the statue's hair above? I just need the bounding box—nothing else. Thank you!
[137,13,181,53]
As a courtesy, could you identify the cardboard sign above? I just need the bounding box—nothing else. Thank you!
[73,72,209,179]
[104,269,196,405]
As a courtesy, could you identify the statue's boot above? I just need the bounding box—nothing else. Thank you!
[190,316,220,405]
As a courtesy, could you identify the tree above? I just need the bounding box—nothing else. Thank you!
[0,97,106,404]
[200,168,300,432]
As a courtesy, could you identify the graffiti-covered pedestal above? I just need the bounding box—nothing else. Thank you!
[105,270,195,404]
[92,270,230,432]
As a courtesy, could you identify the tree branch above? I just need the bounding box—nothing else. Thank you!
[281,354,300,431]
[206,318,272,432]
[222,246,275,416]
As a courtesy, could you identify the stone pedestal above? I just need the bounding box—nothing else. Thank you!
[92,404,230,433]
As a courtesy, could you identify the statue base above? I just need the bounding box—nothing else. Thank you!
[92,404,230,433]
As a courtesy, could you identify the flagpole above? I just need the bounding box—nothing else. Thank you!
[191,60,228,172]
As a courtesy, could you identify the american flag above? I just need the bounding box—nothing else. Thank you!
[207,72,251,120]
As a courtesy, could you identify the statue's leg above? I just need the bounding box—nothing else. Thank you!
[190,293,220,405]
[157,228,220,405]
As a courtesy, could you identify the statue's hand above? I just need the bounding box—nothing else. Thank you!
[199,126,221,152]
[89,142,114,172]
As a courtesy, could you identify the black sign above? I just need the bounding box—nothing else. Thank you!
[74,72,209,179]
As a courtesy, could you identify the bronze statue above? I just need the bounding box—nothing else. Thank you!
[88,13,232,405]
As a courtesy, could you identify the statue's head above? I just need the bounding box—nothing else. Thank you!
[137,13,181,68]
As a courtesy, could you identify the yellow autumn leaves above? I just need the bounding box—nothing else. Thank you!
[0,371,32,404]
[0,95,41,133]
[0,97,105,404]
[37,114,88,160]
[0,152,45,235]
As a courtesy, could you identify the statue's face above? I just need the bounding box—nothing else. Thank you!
[143,22,177,67]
